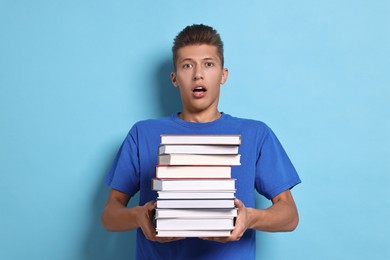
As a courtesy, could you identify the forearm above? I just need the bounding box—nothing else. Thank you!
[101,190,183,243]
[247,191,299,232]
[101,203,142,232]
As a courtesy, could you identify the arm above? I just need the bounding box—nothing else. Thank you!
[247,189,299,232]
[202,189,298,242]
[101,189,183,243]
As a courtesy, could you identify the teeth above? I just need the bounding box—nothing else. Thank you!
[193,87,206,92]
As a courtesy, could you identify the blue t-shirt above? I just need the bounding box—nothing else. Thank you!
[106,113,301,259]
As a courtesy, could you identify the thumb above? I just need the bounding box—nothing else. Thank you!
[234,198,244,208]
[144,200,157,210]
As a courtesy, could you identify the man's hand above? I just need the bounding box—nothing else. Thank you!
[102,189,184,243]
[200,190,299,243]
[137,200,184,243]
[201,198,249,243]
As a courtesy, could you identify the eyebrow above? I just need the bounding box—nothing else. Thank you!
[180,57,216,63]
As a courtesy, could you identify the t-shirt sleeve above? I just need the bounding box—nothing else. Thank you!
[105,126,140,196]
[255,126,301,200]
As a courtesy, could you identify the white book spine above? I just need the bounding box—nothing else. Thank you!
[156,218,234,230]
[156,199,235,209]
[156,230,232,237]
[155,208,238,218]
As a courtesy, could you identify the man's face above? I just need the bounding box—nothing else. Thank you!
[171,44,228,115]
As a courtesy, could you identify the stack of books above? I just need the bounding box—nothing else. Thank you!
[152,134,241,237]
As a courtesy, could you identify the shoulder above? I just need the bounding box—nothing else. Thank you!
[126,114,176,138]
[133,115,172,128]
[224,113,270,131]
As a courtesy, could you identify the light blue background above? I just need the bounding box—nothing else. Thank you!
[1,1,389,259]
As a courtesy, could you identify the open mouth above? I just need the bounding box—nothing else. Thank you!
[192,86,207,93]
[192,86,207,98]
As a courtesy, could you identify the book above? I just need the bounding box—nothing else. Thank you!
[155,208,238,218]
[160,134,241,145]
[153,134,242,238]
[157,191,235,199]
[152,178,236,191]
[156,230,232,237]
[156,199,235,209]
[158,144,239,155]
[158,154,241,166]
[156,218,234,230]
[155,165,231,179]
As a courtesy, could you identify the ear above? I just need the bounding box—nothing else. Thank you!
[170,72,179,87]
[220,68,229,85]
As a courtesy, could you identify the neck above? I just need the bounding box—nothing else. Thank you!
[179,110,221,123]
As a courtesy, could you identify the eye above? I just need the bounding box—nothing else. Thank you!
[182,63,193,69]
[205,62,214,67]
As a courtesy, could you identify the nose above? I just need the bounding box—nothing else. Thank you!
[193,67,203,80]
[193,75,203,80]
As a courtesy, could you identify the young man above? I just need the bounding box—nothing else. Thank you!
[102,24,301,259]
